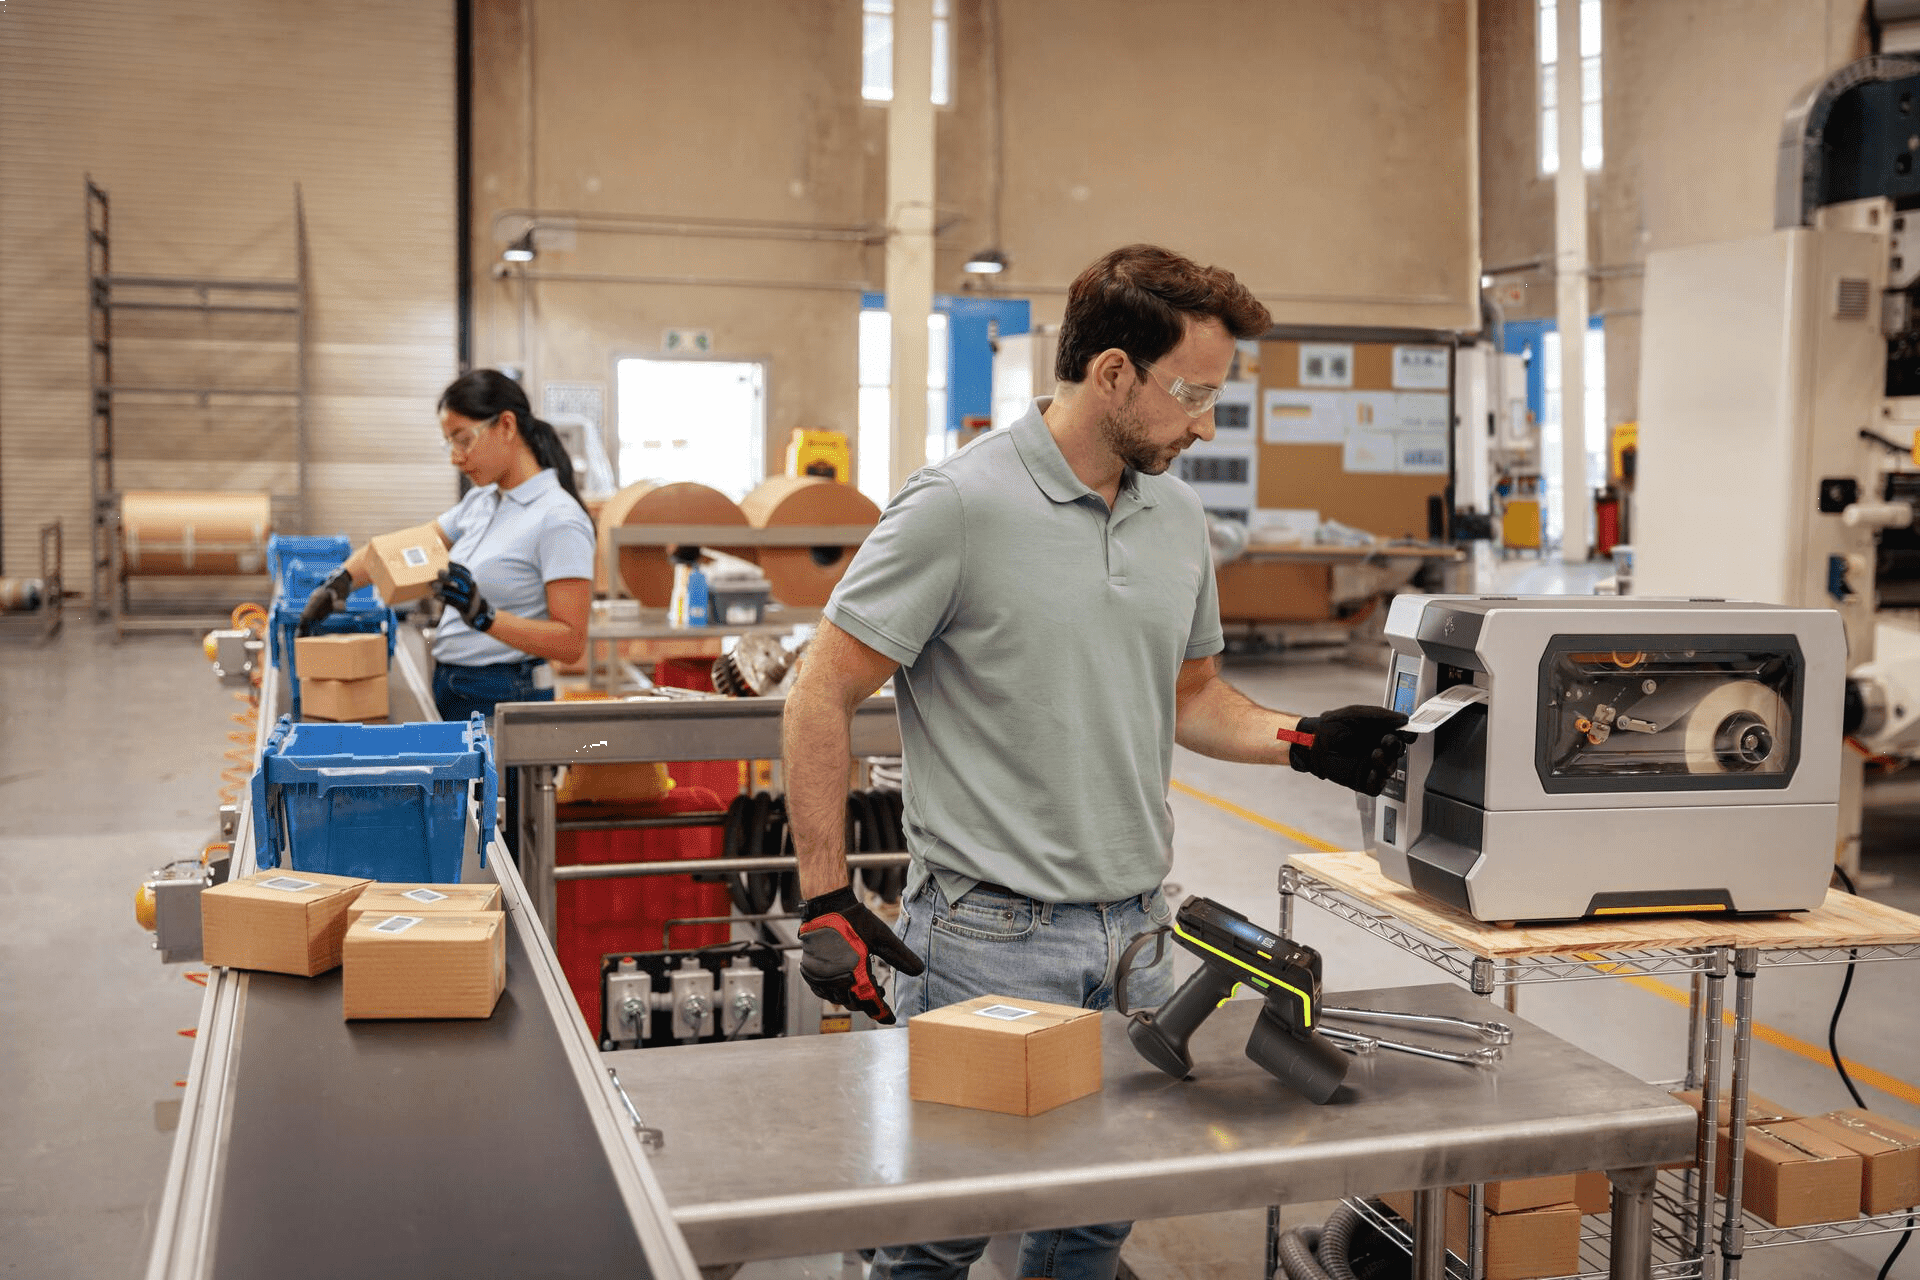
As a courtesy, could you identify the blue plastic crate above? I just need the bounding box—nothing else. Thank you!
[267,534,352,588]
[250,714,497,882]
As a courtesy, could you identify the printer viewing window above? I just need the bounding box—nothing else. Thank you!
[1535,637,1801,791]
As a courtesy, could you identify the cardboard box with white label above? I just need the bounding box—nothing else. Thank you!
[366,522,448,605]
[908,994,1101,1116]
[200,870,372,976]
[342,912,506,1020]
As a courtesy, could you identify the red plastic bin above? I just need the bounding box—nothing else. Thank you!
[555,785,732,1041]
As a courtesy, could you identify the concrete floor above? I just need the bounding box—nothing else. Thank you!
[4,567,1919,1277]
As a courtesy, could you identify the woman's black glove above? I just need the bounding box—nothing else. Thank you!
[296,567,353,636]
[432,562,494,632]
[798,884,925,1025]
[1282,705,1413,797]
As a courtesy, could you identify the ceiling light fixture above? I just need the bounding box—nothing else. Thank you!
[962,248,1007,274]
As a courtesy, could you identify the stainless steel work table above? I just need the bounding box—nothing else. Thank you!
[607,982,1696,1277]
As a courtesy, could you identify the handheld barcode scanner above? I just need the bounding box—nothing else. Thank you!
[1122,897,1349,1104]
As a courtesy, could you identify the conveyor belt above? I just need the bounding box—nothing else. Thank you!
[146,626,698,1280]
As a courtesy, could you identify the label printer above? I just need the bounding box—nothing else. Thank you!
[1370,596,1846,923]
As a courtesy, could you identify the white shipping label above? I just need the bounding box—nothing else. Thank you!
[973,1004,1038,1021]
[1402,684,1489,735]
[373,914,425,934]
[402,546,430,568]
[260,876,319,893]
[401,888,449,903]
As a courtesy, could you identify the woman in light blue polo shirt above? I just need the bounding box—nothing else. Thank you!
[300,369,596,723]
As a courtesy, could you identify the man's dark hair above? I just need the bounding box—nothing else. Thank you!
[1053,244,1272,384]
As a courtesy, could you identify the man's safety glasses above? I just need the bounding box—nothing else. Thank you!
[1137,361,1224,418]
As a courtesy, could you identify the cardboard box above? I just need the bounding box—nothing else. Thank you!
[346,883,502,923]
[1379,1190,1583,1280]
[908,994,1101,1116]
[366,521,448,604]
[342,912,506,1020]
[201,870,372,976]
[1801,1110,1920,1215]
[294,632,387,680]
[1714,1119,1864,1227]
[1673,1088,1799,1125]
[1573,1169,1612,1215]
[1474,1175,1578,1214]
[301,673,389,722]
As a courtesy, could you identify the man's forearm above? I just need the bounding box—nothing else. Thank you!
[1174,674,1302,765]
[782,681,854,899]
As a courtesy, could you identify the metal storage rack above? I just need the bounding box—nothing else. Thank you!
[1277,852,1920,1280]
[85,176,309,630]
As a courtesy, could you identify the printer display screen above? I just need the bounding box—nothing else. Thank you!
[1391,661,1419,716]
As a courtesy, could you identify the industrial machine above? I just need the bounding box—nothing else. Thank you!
[1369,595,1847,923]
[1638,53,1920,872]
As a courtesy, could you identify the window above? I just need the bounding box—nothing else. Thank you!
[614,358,765,501]
[1539,0,1602,174]
[857,307,950,505]
[862,0,952,105]
[1539,323,1606,548]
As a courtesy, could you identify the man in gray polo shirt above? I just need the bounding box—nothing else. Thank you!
[784,244,1409,1280]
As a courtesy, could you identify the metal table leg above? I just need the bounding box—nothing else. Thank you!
[1411,1188,1447,1280]
[518,764,558,939]
[1607,1165,1657,1280]
[1277,863,1296,939]
[1467,1182,1486,1279]
[1718,948,1759,1280]
[1264,1205,1282,1280]
[1695,948,1728,1267]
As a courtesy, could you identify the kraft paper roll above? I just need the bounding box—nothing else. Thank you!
[596,481,752,607]
[1680,679,1789,775]
[739,476,880,608]
[119,491,272,577]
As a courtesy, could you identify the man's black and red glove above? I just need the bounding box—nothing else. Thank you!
[1279,705,1413,797]
[798,884,925,1025]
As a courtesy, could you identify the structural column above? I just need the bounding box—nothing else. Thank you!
[1554,0,1592,563]
[885,0,935,496]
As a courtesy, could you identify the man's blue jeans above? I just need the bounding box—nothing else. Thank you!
[870,875,1176,1280]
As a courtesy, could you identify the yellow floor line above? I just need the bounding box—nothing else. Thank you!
[1171,776,1920,1109]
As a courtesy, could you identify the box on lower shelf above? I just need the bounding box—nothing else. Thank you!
[1379,1187,1583,1280]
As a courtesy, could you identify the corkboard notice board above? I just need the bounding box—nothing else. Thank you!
[1255,339,1451,540]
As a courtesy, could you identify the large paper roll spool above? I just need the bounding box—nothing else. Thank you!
[119,491,272,577]
[739,476,880,608]
[596,481,752,607]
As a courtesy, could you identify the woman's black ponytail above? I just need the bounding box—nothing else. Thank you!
[437,369,590,514]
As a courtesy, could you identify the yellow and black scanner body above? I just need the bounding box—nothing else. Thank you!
[1370,596,1847,923]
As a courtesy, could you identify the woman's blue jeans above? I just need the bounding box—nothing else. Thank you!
[869,875,1176,1280]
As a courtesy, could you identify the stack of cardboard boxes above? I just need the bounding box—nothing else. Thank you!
[1671,1089,1920,1227]
[1382,1176,1592,1280]
[200,870,506,1020]
[295,633,389,722]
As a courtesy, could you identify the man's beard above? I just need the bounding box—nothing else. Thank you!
[1098,387,1182,475]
